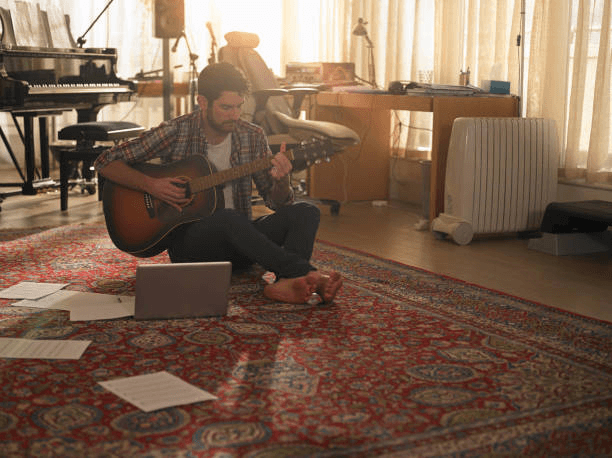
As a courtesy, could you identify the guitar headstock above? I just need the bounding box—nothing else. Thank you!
[287,137,335,172]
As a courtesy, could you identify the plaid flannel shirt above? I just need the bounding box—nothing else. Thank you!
[94,109,293,219]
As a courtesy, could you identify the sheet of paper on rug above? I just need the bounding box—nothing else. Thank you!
[69,296,135,321]
[11,289,83,310]
[0,281,69,300]
[11,291,135,321]
[99,371,218,412]
[0,337,91,359]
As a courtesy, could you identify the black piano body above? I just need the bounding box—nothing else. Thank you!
[0,6,135,196]
[0,45,135,119]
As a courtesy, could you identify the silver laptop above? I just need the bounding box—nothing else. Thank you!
[134,262,232,320]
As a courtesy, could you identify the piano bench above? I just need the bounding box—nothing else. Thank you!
[58,121,145,144]
[52,121,144,211]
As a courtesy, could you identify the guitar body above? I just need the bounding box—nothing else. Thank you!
[103,155,222,257]
[102,138,335,258]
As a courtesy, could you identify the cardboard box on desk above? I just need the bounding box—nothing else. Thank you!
[285,62,355,85]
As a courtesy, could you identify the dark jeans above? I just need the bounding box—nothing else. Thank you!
[167,201,320,279]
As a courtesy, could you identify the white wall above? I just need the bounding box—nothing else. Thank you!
[557,183,612,202]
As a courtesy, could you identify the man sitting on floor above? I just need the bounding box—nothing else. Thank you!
[94,62,342,304]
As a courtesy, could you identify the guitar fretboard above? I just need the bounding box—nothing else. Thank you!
[190,151,294,193]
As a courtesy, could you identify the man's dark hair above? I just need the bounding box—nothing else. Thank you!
[197,62,249,102]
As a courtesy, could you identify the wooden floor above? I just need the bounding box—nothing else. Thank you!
[1,169,611,323]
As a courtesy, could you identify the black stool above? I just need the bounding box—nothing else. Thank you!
[51,121,144,211]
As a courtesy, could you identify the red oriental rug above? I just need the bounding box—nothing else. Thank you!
[0,223,611,457]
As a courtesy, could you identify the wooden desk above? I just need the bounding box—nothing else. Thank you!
[309,91,519,219]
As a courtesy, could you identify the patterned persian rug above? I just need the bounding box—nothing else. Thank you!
[0,223,611,457]
[0,226,55,242]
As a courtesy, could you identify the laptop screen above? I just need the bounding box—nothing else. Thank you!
[134,262,232,320]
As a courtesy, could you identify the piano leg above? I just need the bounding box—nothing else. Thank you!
[39,118,50,179]
[7,113,57,195]
[22,116,36,195]
[2,107,104,199]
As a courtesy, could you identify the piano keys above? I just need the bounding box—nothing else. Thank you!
[0,4,136,196]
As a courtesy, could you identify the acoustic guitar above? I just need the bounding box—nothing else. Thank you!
[102,138,334,258]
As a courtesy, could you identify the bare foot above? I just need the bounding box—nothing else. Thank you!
[263,275,317,304]
[307,271,343,303]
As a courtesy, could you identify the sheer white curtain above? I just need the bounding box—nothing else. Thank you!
[283,0,436,157]
[419,0,611,185]
[75,0,436,156]
[1,0,609,183]
[562,0,611,184]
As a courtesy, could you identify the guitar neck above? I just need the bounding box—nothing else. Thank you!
[193,157,269,193]
[190,150,293,194]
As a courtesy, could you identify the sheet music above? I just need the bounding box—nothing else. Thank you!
[0,337,91,359]
[44,3,73,48]
[68,296,135,321]
[13,1,46,47]
[11,290,135,321]
[11,289,81,310]
[0,281,69,300]
[99,371,218,412]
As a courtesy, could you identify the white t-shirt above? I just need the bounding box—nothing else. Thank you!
[206,135,234,209]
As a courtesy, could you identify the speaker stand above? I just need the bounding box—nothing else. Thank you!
[162,38,173,121]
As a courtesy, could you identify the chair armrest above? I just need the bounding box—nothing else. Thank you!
[272,111,360,149]
[253,88,319,119]
[252,89,288,113]
[286,88,319,97]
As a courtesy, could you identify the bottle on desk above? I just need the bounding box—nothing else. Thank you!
[459,67,470,86]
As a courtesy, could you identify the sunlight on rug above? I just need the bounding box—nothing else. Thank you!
[0,223,611,457]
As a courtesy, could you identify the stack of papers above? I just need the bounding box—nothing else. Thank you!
[1,281,135,321]
[404,82,484,95]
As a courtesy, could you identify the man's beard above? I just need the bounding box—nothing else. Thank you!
[207,109,235,134]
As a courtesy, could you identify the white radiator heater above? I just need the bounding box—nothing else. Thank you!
[432,117,559,245]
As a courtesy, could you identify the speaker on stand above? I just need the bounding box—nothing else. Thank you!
[153,0,184,120]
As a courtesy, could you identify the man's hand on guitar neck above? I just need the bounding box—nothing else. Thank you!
[269,143,292,180]
[268,142,293,205]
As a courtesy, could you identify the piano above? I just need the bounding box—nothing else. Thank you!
[0,5,136,196]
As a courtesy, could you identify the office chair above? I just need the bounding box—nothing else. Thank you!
[218,31,360,214]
